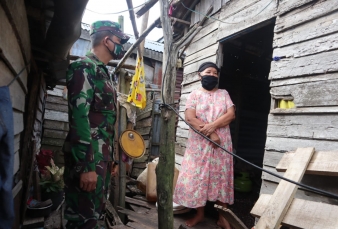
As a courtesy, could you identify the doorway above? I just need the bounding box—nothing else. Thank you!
[219,22,275,167]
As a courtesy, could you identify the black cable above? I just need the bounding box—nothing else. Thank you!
[85,2,146,15]
[161,103,338,200]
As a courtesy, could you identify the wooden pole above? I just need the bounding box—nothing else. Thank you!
[126,0,142,55]
[156,4,213,228]
[135,0,158,18]
[112,17,161,75]
[117,16,127,222]
[157,1,175,228]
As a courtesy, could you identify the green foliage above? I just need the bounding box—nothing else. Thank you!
[40,162,65,193]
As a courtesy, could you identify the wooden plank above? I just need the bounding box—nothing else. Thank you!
[259,179,337,204]
[135,117,152,128]
[255,147,314,229]
[270,50,338,80]
[126,221,154,229]
[44,120,69,131]
[270,106,338,114]
[46,95,68,105]
[14,133,20,153]
[12,179,22,198]
[218,0,261,22]
[182,72,199,86]
[217,0,277,41]
[44,109,68,122]
[176,137,187,147]
[273,31,338,60]
[0,5,27,92]
[125,196,153,209]
[215,205,248,229]
[13,111,23,135]
[106,200,123,225]
[265,136,338,152]
[267,114,338,140]
[184,44,218,66]
[274,11,338,48]
[176,127,189,139]
[251,194,338,229]
[0,0,31,62]
[45,102,68,113]
[277,0,316,15]
[43,129,68,139]
[270,72,338,87]
[175,143,186,156]
[118,208,158,228]
[181,80,201,94]
[185,31,218,57]
[276,151,338,176]
[42,137,65,147]
[136,126,151,136]
[47,87,64,97]
[190,20,219,45]
[263,150,284,167]
[0,60,26,111]
[270,79,338,107]
[13,150,20,175]
[275,0,338,33]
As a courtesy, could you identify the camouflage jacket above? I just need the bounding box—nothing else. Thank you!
[63,52,116,173]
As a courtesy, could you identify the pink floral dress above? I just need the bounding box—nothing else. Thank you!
[173,89,234,208]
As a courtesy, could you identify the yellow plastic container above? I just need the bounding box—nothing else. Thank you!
[279,100,289,109]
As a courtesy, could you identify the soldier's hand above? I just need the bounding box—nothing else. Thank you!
[80,171,97,192]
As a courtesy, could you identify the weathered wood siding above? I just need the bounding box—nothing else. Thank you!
[0,1,47,227]
[178,0,338,203]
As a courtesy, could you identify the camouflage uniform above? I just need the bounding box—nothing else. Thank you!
[63,51,117,228]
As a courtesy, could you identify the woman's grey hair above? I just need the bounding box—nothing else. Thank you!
[90,31,114,48]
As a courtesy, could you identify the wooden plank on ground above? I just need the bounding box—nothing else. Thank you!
[106,200,123,225]
[127,221,154,229]
[255,147,315,229]
[215,205,248,229]
[125,196,153,209]
[251,194,338,229]
[276,151,338,176]
[118,208,158,228]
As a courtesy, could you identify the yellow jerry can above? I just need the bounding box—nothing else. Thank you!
[119,130,146,159]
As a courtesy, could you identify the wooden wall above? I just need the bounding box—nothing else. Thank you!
[41,86,68,167]
[177,0,338,203]
[0,0,47,226]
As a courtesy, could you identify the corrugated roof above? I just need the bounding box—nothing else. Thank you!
[81,23,163,53]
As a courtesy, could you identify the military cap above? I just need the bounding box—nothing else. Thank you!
[90,20,130,44]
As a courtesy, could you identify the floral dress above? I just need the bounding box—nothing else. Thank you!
[173,89,234,208]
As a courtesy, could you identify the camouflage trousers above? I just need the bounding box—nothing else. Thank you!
[64,161,111,229]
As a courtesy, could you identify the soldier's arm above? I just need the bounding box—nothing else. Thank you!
[67,64,96,173]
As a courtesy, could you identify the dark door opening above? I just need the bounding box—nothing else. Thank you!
[219,22,275,168]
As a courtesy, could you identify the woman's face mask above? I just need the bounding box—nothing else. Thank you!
[200,67,219,91]
[201,76,218,91]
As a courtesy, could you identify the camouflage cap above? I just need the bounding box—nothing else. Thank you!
[90,20,130,44]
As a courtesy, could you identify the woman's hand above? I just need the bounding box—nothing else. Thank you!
[199,123,217,136]
[209,132,221,149]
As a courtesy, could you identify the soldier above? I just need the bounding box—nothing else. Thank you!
[63,21,130,229]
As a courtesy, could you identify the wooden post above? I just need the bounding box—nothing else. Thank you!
[117,17,127,222]
[156,3,212,228]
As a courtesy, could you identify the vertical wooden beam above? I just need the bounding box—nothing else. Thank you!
[157,0,175,228]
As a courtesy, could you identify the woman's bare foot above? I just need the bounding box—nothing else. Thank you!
[185,214,204,227]
[186,207,204,227]
[217,216,231,229]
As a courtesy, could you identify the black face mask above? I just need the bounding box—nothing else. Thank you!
[106,38,126,59]
[201,75,218,91]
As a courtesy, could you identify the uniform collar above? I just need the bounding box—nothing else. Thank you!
[86,51,105,66]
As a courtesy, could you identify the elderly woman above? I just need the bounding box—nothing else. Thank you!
[173,62,235,228]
